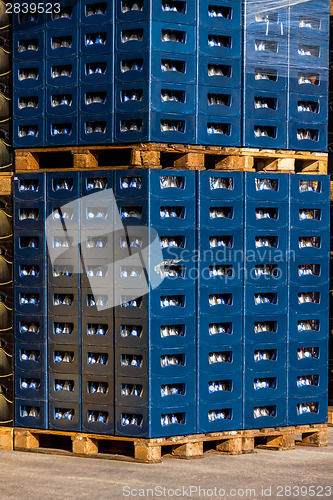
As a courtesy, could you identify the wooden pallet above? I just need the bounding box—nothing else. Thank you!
[0,423,326,464]
[328,407,333,427]
[0,173,12,195]
[14,145,328,174]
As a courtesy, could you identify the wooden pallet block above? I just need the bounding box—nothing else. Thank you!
[328,407,333,427]
[294,423,328,447]
[0,174,12,195]
[243,427,295,452]
[0,426,14,450]
[14,145,327,174]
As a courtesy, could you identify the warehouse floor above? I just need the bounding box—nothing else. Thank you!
[0,429,332,499]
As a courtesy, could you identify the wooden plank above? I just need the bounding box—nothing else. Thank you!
[328,407,333,426]
[0,427,13,451]
[0,174,12,195]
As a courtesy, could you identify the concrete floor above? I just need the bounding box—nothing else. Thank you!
[0,429,332,500]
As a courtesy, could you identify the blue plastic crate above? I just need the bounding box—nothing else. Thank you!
[289,282,329,314]
[199,1,241,29]
[81,287,113,317]
[199,286,242,317]
[82,344,114,375]
[82,374,114,404]
[48,287,79,317]
[46,171,80,201]
[115,111,196,145]
[115,316,195,350]
[15,371,46,400]
[290,201,329,231]
[244,2,288,35]
[289,312,328,343]
[46,29,78,59]
[287,394,328,426]
[289,35,329,70]
[198,228,243,263]
[13,31,45,61]
[116,22,196,55]
[80,228,112,260]
[245,342,287,372]
[45,87,78,117]
[197,114,241,146]
[244,33,288,65]
[245,285,288,315]
[48,257,80,288]
[288,366,328,398]
[244,370,287,401]
[48,343,80,374]
[46,200,79,229]
[82,403,114,434]
[79,114,113,144]
[115,404,197,438]
[80,260,111,289]
[197,84,241,117]
[245,260,287,286]
[151,346,196,378]
[15,258,46,288]
[14,200,45,231]
[288,122,327,152]
[244,314,287,344]
[150,198,196,230]
[198,26,241,59]
[81,170,113,197]
[288,340,328,371]
[15,398,47,429]
[244,63,287,92]
[14,230,45,259]
[13,61,45,90]
[198,371,242,404]
[13,118,45,148]
[245,202,288,231]
[46,58,79,88]
[15,314,46,344]
[116,0,197,25]
[46,228,80,266]
[199,171,243,201]
[243,117,287,149]
[198,399,242,433]
[45,115,78,146]
[79,25,113,56]
[198,260,243,288]
[45,1,79,30]
[14,172,45,201]
[289,93,328,124]
[245,88,287,121]
[115,81,196,115]
[289,0,329,31]
[80,0,113,25]
[13,9,45,32]
[290,174,330,203]
[197,315,242,347]
[48,373,80,403]
[289,257,329,287]
[115,51,197,85]
[243,398,287,429]
[80,55,113,85]
[80,199,114,231]
[289,67,328,96]
[48,314,80,346]
[199,199,243,230]
[149,287,196,319]
[48,401,80,431]
[81,314,113,346]
[13,89,45,119]
[289,229,329,259]
[198,343,242,374]
[15,342,46,373]
[80,85,113,115]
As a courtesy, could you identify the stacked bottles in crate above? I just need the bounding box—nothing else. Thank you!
[0,188,13,426]
[243,174,289,428]
[47,172,81,431]
[114,169,197,437]
[0,2,12,172]
[288,175,330,424]
[243,0,329,151]
[197,171,243,433]
[13,174,47,428]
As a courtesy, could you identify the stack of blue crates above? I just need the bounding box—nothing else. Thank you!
[244,173,289,429]
[14,173,47,428]
[288,175,330,425]
[12,0,330,150]
[197,171,243,433]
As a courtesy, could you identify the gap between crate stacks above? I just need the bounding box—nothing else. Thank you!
[14,145,328,174]
[0,174,12,195]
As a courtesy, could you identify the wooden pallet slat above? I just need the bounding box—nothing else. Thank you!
[0,173,12,195]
